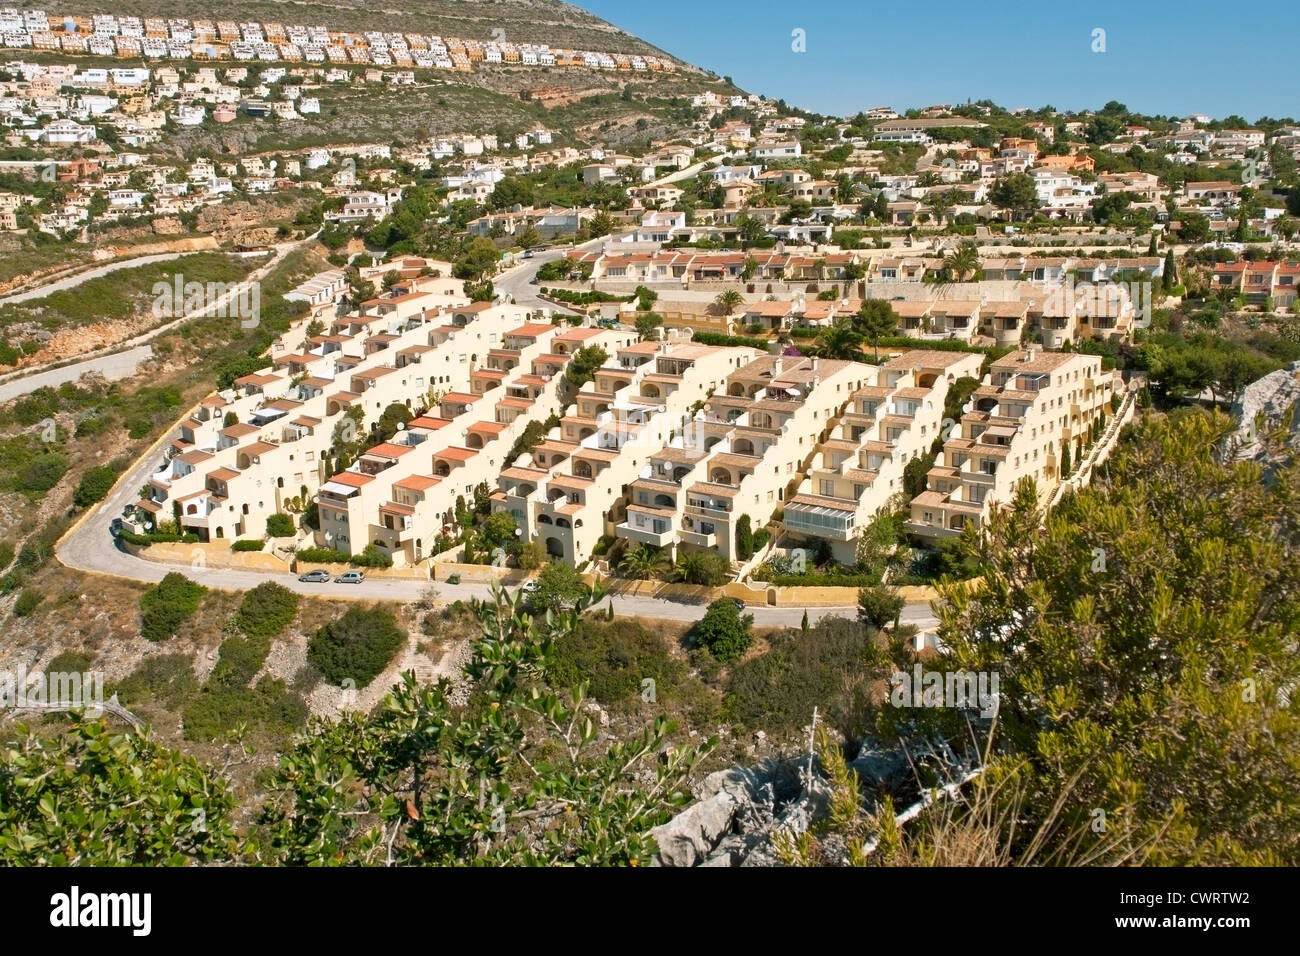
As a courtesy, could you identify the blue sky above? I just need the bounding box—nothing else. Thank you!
[578,0,1298,121]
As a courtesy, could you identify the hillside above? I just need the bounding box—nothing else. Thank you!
[34,1,742,151]
[40,0,689,62]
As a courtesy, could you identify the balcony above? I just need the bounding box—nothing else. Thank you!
[784,507,855,541]
[617,520,675,547]
[686,503,732,521]
[678,527,717,548]
[961,469,997,486]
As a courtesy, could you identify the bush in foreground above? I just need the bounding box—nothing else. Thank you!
[307,605,407,688]
[140,572,206,642]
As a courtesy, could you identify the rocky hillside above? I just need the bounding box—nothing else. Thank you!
[1231,359,1300,458]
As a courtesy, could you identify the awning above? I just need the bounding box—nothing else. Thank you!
[984,425,1017,439]
[320,481,359,497]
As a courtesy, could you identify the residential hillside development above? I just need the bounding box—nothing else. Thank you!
[132,248,1136,581]
[909,348,1124,539]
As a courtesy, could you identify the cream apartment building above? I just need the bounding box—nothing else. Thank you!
[494,336,760,565]
[135,276,539,547]
[784,350,984,564]
[617,355,875,565]
[908,349,1120,538]
[319,324,635,566]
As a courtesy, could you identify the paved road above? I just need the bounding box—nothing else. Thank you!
[57,419,939,630]
[0,236,313,402]
[494,236,606,313]
[0,250,215,305]
[0,345,153,403]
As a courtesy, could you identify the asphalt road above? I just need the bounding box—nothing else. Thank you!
[0,345,153,403]
[494,237,608,313]
[0,250,213,305]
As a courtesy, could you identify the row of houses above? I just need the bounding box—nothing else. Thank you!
[567,248,1164,288]
[133,263,637,566]
[0,9,675,72]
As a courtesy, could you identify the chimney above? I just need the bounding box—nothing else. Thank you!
[1024,346,1036,362]
[773,357,783,376]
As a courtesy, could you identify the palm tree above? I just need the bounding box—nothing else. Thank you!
[715,289,744,315]
[817,322,864,361]
[619,544,669,580]
[853,300,898,360]
[942,242,981,282]
[925,188,959,227]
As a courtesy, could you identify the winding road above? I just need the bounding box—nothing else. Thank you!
[0,236,315,403]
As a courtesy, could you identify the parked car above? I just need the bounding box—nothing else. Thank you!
[446,573,461,584]
[731,598,746,612]
[298,569,331,583]
[109,518,123,537]
[523,248,535,259]
[334,570,365,584]
[521,580,540,593]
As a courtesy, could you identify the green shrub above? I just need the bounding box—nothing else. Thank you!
[307,605,407,688]
[265,513,296,537]
[770,570,880,588]
[12,588,42,618]
[73,465,119,507]
[857,584,904,629]
[694,599,753,662]
[234,581,299,638]
[75,414,114,438]
[349,544,393,568]
[725,617,883,733]
[691,331,768,350]
[527,561,589,613]
[208,633,272,691]
[295,547,350,564]
[119,529,201,547]
[674,551,730,586]
[47,650,94,673]
[114,654,198,709]
[182,675,307,741]
[139,572,206,642]
[231,539,265,552]
[16,453,67,494]
[735,515,754,560]
[550,619,685,705]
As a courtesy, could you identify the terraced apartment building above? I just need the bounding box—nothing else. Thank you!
[494,335,760,565]
[137,270,575,564]
[614,354,874,564]
[784,349,984,564]
[908,348,1121,538]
